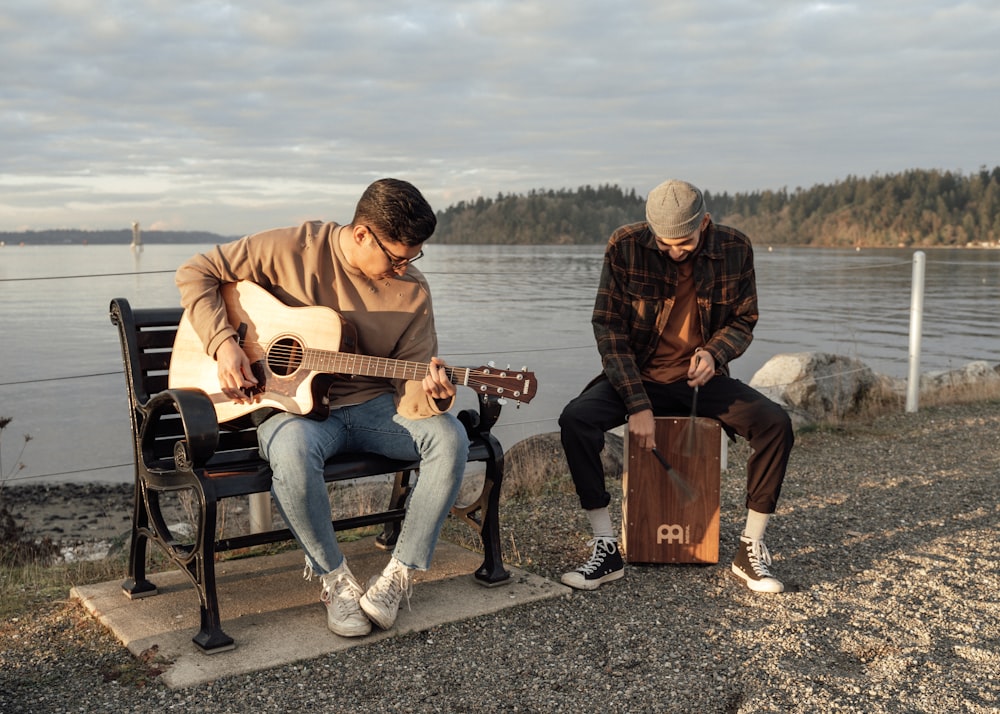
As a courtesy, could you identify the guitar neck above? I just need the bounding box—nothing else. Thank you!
[303,349,471,386]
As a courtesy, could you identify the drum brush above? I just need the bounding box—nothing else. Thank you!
[651,447,696,503]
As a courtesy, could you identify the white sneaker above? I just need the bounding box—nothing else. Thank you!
[360,557,412,630]
[320,561,372,637]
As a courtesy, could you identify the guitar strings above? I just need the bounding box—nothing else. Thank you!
[243,341,531,396]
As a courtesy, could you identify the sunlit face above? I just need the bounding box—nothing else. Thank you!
[359,225,424,279]
[654,214,709,262]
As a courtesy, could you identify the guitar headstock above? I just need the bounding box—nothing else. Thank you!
[469,365,538,404]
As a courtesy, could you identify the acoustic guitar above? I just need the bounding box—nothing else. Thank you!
[168,281,537,422]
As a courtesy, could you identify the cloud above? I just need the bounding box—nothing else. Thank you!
[1,0,998,233]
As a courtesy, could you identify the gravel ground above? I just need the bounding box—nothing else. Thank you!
[2,400,999,713]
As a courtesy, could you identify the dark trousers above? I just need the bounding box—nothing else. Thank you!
[558,375,794,514]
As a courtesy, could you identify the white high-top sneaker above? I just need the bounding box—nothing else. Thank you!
[360,557,412,630]
[320,561,372,637]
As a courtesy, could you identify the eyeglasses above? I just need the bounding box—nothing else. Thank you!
[365,226,423,270]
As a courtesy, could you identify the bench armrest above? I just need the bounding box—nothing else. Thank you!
[139,388,220,470]
[457,393,505,439]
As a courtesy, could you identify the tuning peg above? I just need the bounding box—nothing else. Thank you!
[488,361,496,368]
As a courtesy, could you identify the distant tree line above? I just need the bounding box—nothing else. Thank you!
[433,167,1000,247]
[6,167,999,248]
[709,166,1000,248]
[433,184,646,244]
[0,228,233,246]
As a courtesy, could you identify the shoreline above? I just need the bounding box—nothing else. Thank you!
[0,482,171,562]
[2,393,997,559]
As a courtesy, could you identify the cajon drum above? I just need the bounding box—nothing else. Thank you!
[621,417,721,564]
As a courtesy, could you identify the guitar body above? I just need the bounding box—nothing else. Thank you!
[169,281,350,422]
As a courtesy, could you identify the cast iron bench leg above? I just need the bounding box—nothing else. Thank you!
[122,482,157,598]
[474,434,510,586]
[191,489,235,653]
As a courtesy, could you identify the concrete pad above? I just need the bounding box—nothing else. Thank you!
[71,538,568,689]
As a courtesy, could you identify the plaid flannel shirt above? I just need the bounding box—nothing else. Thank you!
[592,220,759,416]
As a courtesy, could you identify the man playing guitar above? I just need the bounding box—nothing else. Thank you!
[175,178,467,638]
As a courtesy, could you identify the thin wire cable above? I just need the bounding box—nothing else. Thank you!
[0,372,120,387]
[816,259,912,271]
[0,269,177,282]
[3,463,132,484]
[6,253,990,283]
[0,267,567,282]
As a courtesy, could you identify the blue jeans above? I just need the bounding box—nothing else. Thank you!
[257,393,469,575]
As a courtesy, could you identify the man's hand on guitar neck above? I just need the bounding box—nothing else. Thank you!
[216,336,258,403]
[423,356,457,404]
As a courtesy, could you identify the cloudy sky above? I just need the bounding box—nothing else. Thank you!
[2,1,998,235]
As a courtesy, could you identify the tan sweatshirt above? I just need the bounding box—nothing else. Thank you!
[175,220,452,419]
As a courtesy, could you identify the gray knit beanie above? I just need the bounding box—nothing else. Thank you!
[645,180,706,239]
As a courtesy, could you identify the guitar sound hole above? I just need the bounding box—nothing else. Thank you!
[267,337,304,376]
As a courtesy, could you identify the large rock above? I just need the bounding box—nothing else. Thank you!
[500,430,624,500]
[750,352,888,425]
[920,360,1000,392]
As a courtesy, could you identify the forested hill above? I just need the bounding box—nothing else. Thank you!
[433,167,1000,248]
[434,184,646,245]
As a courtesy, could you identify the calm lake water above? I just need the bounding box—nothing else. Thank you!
[1,243,997,485]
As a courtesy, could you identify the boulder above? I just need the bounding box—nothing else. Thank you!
[500,430,623,499]
[749,352,887,425]
[920,360,1000,392]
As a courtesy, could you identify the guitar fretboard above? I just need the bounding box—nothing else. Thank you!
[302,349,471,386]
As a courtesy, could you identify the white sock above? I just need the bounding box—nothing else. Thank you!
[586,507,616,540]
[743,509,770,542]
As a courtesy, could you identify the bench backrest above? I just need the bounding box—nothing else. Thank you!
[110,298,261,467]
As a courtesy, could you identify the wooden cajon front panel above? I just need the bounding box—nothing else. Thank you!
[621,417,721,564]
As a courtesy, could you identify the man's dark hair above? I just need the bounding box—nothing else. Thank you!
[352,178,436,246]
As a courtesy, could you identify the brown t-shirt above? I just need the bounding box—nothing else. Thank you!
[640,257,703,384]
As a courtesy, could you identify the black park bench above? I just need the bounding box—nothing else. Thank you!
[109,296,512,653]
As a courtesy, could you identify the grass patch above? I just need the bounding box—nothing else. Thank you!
[0,552,130,619]
[917,378,1000,408]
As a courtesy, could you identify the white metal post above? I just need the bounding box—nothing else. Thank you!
[906,251,926,413]
[249,492,273,533]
